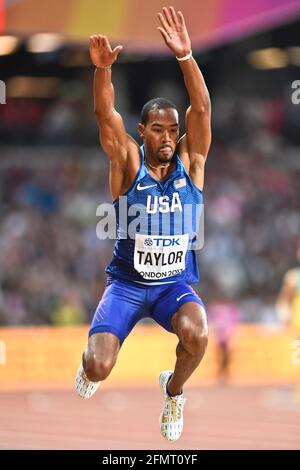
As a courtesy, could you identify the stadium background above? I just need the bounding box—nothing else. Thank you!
[0,0,300,450]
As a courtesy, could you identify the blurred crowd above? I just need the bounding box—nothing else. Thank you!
[0,151,112,325]
[0,90,299,327]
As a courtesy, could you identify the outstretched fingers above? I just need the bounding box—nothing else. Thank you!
[90,35,114,52]
[90,35,102,49]
[177,11,186,27]
[158,6,183,35]
[157,12,171,34]
[169,6,180,28]
[157,27,170,44]
[89,35,96,47]
[103,36,112,51]
[162,6,174,27]
[112,45,123,60]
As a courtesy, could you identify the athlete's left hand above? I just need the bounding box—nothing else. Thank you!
[157,6,191,58]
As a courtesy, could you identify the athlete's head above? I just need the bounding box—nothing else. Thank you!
[138,98,179,164]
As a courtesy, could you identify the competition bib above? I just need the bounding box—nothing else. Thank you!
[134,234,189,280]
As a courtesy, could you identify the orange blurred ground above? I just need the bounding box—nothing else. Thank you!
[0,385,300,450]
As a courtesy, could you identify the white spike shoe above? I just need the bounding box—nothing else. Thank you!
[159,370,186,441]
[75,363,100,399]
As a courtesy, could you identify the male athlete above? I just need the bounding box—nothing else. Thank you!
[75,6,211,441]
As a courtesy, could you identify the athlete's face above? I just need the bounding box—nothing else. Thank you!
[138,108,179,164]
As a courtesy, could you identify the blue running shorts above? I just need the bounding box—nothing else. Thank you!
[89,278,205,344]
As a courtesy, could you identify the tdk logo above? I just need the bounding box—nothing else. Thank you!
[153,238,181,247]
[144,238,153,246]
[0,80,6,104]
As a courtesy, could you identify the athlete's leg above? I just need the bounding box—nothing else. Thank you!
[167,301,208,396]
[83,332,120,382]
[150,283,208,441]
[77,278,147,392]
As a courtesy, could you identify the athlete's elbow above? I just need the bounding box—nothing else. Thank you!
[94,108,113,122]
[192,100,210,115]
[192,93,211,114]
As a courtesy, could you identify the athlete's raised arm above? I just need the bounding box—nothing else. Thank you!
[157,7,211,190]
[89,35,125,158]
[89,35,139,200]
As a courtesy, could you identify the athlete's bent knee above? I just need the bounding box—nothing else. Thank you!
[84,354,115,382]
[179,320,208,358]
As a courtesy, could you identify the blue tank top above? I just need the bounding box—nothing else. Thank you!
[105,145,203,284]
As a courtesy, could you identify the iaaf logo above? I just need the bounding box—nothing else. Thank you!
[144,237,181,247]
[0,80,6,104]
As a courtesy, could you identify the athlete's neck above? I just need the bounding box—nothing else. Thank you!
[145,156,175,180]
[145,158,171,169]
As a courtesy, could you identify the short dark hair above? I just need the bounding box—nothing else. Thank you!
[141,97,177,125]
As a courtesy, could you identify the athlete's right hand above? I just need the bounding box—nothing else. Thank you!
[89,35,123,68]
